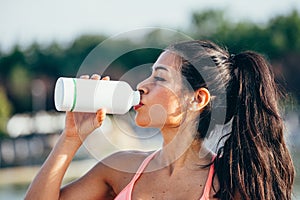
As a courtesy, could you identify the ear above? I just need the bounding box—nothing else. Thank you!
[190,88,210,111]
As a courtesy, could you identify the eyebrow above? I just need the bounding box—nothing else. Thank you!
[153,66,169,72]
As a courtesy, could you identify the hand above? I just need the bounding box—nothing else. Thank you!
[63,74,110,144]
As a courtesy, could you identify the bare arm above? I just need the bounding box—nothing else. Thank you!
[25,75,110,200]
[25,132,82,200]
[59,158,115,200]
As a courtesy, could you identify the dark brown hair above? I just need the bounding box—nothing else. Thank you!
[166,40,295,199]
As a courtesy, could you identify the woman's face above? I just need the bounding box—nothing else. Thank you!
[134,51,189,129]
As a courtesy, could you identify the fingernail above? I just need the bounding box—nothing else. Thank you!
[91,74,101,79]
[80,75,89,79]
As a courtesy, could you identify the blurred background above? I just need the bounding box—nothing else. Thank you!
[0,0,300,199]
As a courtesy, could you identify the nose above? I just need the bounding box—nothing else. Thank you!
[136,78,149,95]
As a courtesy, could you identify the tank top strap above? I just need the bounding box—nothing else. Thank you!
[200,154,217,200]
[114,151,158,200]
[130,151,157,182]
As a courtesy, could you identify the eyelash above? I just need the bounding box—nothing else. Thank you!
[154,76,166,81]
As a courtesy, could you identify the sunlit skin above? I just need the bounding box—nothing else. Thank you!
[134,52,185,129]
[135,51,211,145]
[25,39,294,199]
[25,51,218,200]
[131,51,217,199]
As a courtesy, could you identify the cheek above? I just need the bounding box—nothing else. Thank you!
[134,104,167,128]
[134,86,185,127]
[149,104,168,126]
[162,91,183,114]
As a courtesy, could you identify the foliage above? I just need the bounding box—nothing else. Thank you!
[190,9,300,104]
[0,9,299,120]
[0,86,12,136]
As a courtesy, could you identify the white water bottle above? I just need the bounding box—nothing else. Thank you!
[54,77,140,114]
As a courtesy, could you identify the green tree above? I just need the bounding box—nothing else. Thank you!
[190,9,300,104]
[0,85,12,136]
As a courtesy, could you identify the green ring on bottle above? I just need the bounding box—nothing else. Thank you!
[70,78,77,112]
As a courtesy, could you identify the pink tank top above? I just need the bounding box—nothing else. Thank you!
[114,151,215,200]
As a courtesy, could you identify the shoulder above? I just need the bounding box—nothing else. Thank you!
[91,150,154,193]
[101,150,154,173]
[60,150,154,199]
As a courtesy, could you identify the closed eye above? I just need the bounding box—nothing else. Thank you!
[154,76,166,81]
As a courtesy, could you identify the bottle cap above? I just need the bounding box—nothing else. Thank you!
[132,91,140,106]
[54,78,75,111]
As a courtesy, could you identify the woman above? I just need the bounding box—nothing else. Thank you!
[25,40,294,199]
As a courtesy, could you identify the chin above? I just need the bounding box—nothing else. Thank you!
[134,112,167,128]
[134,117,151,127]
[134,117,161,128]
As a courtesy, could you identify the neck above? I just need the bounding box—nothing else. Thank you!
[154,124,213,174]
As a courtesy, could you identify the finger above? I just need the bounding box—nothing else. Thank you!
[80,75,90,79]
[95,108,106,127]
[91,74,101,80]
[101,76,110,81]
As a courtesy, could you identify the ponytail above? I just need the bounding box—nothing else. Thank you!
[166,40,294,199]
[214,52,295,199]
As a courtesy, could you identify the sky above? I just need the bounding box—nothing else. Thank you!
[0,0,299,52]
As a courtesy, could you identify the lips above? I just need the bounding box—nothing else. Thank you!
[133,102,144,110]
[134,91,144,110]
